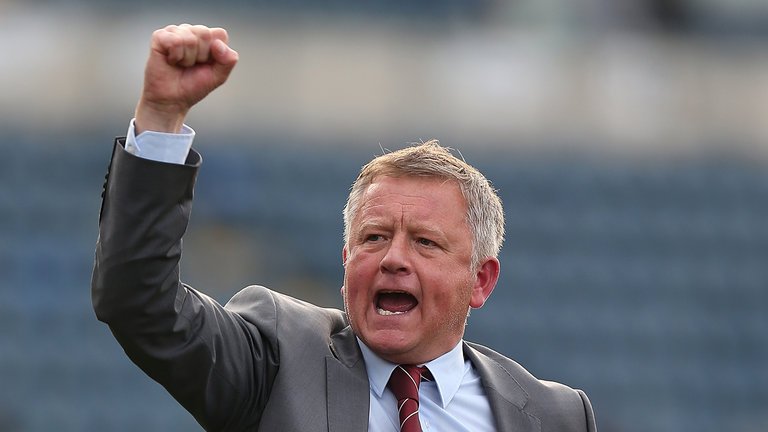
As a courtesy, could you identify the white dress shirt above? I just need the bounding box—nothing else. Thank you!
[359,339,495,431]
[124,120,496,431]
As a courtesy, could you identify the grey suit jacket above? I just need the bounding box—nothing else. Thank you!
[92,140,597,432]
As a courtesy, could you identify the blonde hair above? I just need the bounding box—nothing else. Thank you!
[343,140,505,268]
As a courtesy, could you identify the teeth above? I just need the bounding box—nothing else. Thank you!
[377,307,407,316]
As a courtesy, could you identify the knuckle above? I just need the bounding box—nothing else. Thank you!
[181,32,197,47]
[197,31,213,43]
[211,27,229,42]
[152,28,170,41]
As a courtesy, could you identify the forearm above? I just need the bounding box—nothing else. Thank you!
[92,137,199,326]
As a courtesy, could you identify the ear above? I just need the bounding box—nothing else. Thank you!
[341,247,348,298]
[469,257,500,309]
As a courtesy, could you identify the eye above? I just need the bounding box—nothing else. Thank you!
[365,234,384,243]
[417,237,437,247]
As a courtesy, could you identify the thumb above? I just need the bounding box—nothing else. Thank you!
[210,39,239,81]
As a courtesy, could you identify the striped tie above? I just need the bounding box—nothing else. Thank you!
[388,365,431,432]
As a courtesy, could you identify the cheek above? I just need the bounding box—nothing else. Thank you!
[431,271,474,308]
[343,261,371,301]
[345,252,379,280]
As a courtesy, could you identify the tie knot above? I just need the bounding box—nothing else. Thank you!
[388,365,429,402]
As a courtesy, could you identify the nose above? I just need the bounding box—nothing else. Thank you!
[380,235,411,274]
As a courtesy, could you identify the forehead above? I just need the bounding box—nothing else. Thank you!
[356,175,467,220]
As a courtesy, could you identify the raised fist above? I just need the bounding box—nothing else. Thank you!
[135,24,239,134]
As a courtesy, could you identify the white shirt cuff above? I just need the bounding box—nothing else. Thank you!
[125,119,195,165]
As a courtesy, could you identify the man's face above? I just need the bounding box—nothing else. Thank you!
[342,175,497,364]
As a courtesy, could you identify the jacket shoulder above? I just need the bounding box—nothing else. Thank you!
[225,285,349,342]
[466,342,597,432]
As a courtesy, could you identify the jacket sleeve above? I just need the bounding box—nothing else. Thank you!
[577,389,598,432]
[91,139,277,431]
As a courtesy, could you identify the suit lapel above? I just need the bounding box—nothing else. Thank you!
[323,330,542,432]
[326,327,370,432]
[464,344,542,432]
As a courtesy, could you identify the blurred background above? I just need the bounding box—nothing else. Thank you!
[1,0,767,431]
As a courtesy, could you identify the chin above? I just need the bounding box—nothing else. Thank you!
[362,332,413,356]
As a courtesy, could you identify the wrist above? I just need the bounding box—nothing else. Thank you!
[134,99,188,134]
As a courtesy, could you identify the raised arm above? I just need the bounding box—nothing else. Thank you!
[92,26,277,431]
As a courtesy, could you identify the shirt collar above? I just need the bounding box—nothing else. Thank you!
[357,338,466,409]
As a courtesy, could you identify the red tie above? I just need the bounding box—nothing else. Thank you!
[388,365,430,432]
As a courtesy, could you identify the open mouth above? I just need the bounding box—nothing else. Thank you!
[375,291,418,316]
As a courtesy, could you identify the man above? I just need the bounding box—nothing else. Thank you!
[92,24,597,432]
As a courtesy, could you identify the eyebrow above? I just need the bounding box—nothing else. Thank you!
[355,220,392,235]
[356,220,449,242]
